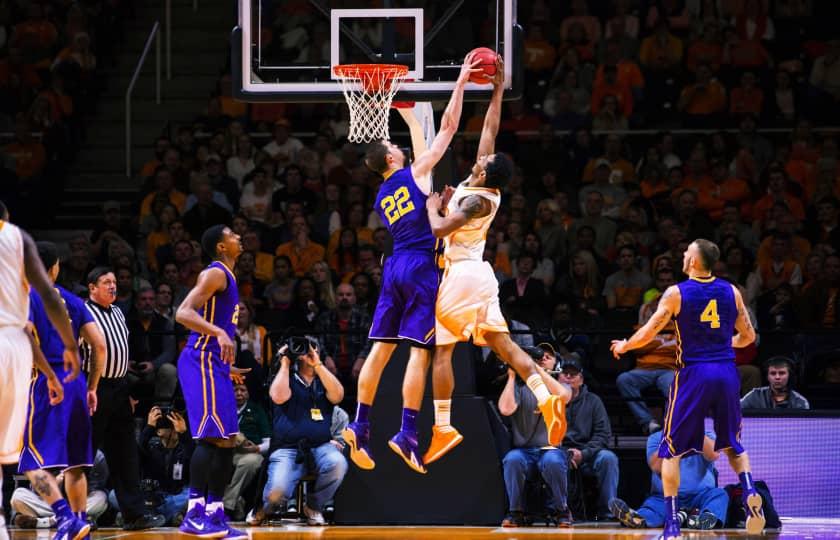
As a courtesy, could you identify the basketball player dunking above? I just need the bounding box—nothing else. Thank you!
[422,60,570,466]
[342,53,483,474]
[176,224,247,539]
[611,239,764,540]
[0,201,80,540]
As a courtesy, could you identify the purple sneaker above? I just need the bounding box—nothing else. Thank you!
[54,516,90,540]
[207,508,247,540]
[343,421,375,470]
[179,504,227,538]
[661,518,681,540]
[388,431,426,474]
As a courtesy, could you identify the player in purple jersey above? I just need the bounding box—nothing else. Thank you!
[342,53,484,474]
[175,224,247,540]
[611,239,764,540]
[19,242,107,540]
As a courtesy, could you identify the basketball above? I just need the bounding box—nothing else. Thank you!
[467,47,498,84]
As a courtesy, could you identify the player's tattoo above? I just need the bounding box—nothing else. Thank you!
[32,471,53,498]
[459,195,491,219]
[739,305,754,330]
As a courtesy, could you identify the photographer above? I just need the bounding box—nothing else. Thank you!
[250,338,347,526]
[498,346,572,528]
[132,406,195,525]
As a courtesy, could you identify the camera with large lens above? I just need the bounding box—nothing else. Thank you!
[279,335,319,360]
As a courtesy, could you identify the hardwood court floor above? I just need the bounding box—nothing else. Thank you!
[8,519,840,539]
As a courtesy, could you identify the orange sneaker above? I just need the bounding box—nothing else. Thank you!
[538,395,567,447]
[422,426,464,465]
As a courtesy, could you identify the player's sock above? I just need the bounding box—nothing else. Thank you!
[433,400,455,432]
[205,494,224,515]
[739,471,756,494]
[526,374,552,405]
[355,402,371,424]
[400,407,419,434]
[207,446,234,514]
[187,488,205,512]
[75,511,87,522]
[50,499,74,524]
[188,441,214,511]
[664,495,679,523]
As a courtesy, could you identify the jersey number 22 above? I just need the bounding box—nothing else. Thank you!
[381,186,415,225]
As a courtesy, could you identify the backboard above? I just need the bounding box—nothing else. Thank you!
[232,0,523,103]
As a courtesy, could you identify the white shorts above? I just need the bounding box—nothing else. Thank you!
[435,260,509,347]
[0,326,33,464]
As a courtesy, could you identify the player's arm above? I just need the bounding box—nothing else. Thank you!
[22,232,79,382]
[411,53,481,179]
[475,56,505,160]
[611,286,680,358]
[175,267,235,362]
[80,321,105,394]
[397,107,432,195]
[426,193,491,238]
[731,284,756,348]
[25,325,63,405]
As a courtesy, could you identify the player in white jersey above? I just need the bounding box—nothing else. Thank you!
[420,62,571,466]
[0,201,80,540]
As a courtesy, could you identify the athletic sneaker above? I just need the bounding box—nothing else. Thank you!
[179,504,227,538]
[661,518,682,540]
[538,395,567,447]
[422,425,464,465]
[342,421,375,470]
[687,510,719,530]
[207,508,247,540]
[387,431,426,474]
[54,516,90,540]
[744,490,766,534]
[609,498,647,528]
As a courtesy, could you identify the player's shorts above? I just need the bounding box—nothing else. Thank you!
[369,251,439,347]
[18,366,92,472]
[177,346,238,439]
[435,260,508,347]
[659,361,745,458]
[0,326,33,464]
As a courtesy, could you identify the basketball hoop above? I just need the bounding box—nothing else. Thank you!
[333,64,408,143]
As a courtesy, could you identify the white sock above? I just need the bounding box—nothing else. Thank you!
[206,501,224,514]
[187,497,205,512]
[433,399,452,427]
[526,374,552,405]
[0,514,7,540]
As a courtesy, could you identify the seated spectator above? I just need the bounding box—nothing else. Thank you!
[741,356,809,409]
[698,158,752,222]
[674,189,714,242]
[2,115,46,184]
[583,134,636,185]
[263,118,303,171]
[555,250,605,322]
[512,232,555,291]
[533,199,567,262]
[557,358,619,520]
[11,450,107,529]
[500,254,547,328]
[140,168,187,221]
[616,268,678,434]
[579,167,628,222]
[797,253,840,331]
[224,384,272,520]
[545,303,591,362]
[756,209,811,268]
[604,245,652,310]
[498,346,573,527]
[315,283,371,384]
[185,171,233,214]
[311,260,337,310]
[275,216,326,277]
[605,0,639,40]
[226,134,257,186]
[733,0,775,41]
[556,69,592,117]
[590,65,634,119]
[183,180,233,240]
[272,164,318,215]
[722,26,772,73]
[126,286,178,402]
[592,94,629,130]
[729,71,764,117]
[242,228,275,283]
[767,69,800,127]
[523,24,556,76]
[254,342,347,526]
[807,196,840,250]
[560,0,601,45]
[236,300,271,367]
[610,431,727,531]
[746,232,803,302]
[240,168,279,225]
[639,19,684,73]
[263,255,296,308]
[131,407,194,526]
[678,64,727,128]
[686,22,724,74]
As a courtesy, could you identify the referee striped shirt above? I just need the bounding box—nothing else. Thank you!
[82,300,130,379]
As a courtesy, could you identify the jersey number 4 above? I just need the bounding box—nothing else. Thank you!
[381,186,415,225]
[700,299,720,328]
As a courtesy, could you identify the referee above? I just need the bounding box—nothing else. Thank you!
[82,267,164,530]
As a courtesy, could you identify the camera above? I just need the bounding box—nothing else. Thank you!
[277,335,319,360]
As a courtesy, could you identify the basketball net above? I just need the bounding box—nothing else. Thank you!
[333,64,408,143]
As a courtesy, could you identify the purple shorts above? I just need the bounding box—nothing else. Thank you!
[659,362,745,458]
[368,252,439,347]
[19,367,92,472]
[177,346,238,439]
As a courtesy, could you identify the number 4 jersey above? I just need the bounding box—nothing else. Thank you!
[374,167,436,253]
[674,276,737,365]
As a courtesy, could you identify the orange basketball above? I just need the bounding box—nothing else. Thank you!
[467,47,498,84]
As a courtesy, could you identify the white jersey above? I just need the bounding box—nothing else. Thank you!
[443,180,501,264]
[0,220,29,328]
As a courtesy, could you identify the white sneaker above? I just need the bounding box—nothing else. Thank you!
[245,508,263,526]
[302,506,325,526]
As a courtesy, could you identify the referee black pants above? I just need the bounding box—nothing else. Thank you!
[91,377,146,521]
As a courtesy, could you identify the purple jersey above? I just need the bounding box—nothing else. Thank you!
[184,261,239,354]
[675,277,737,365]
[374,167,436,253]
[29,286,92,364]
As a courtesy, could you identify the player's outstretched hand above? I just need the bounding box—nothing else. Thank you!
[63,346,81,383]
[490,55,505,88]
[217,331,236,364]
[610,339,628,359]
[230,366,251,385]
[46,374,64,406]
[426,191,443,212]
[456,51,483,85]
